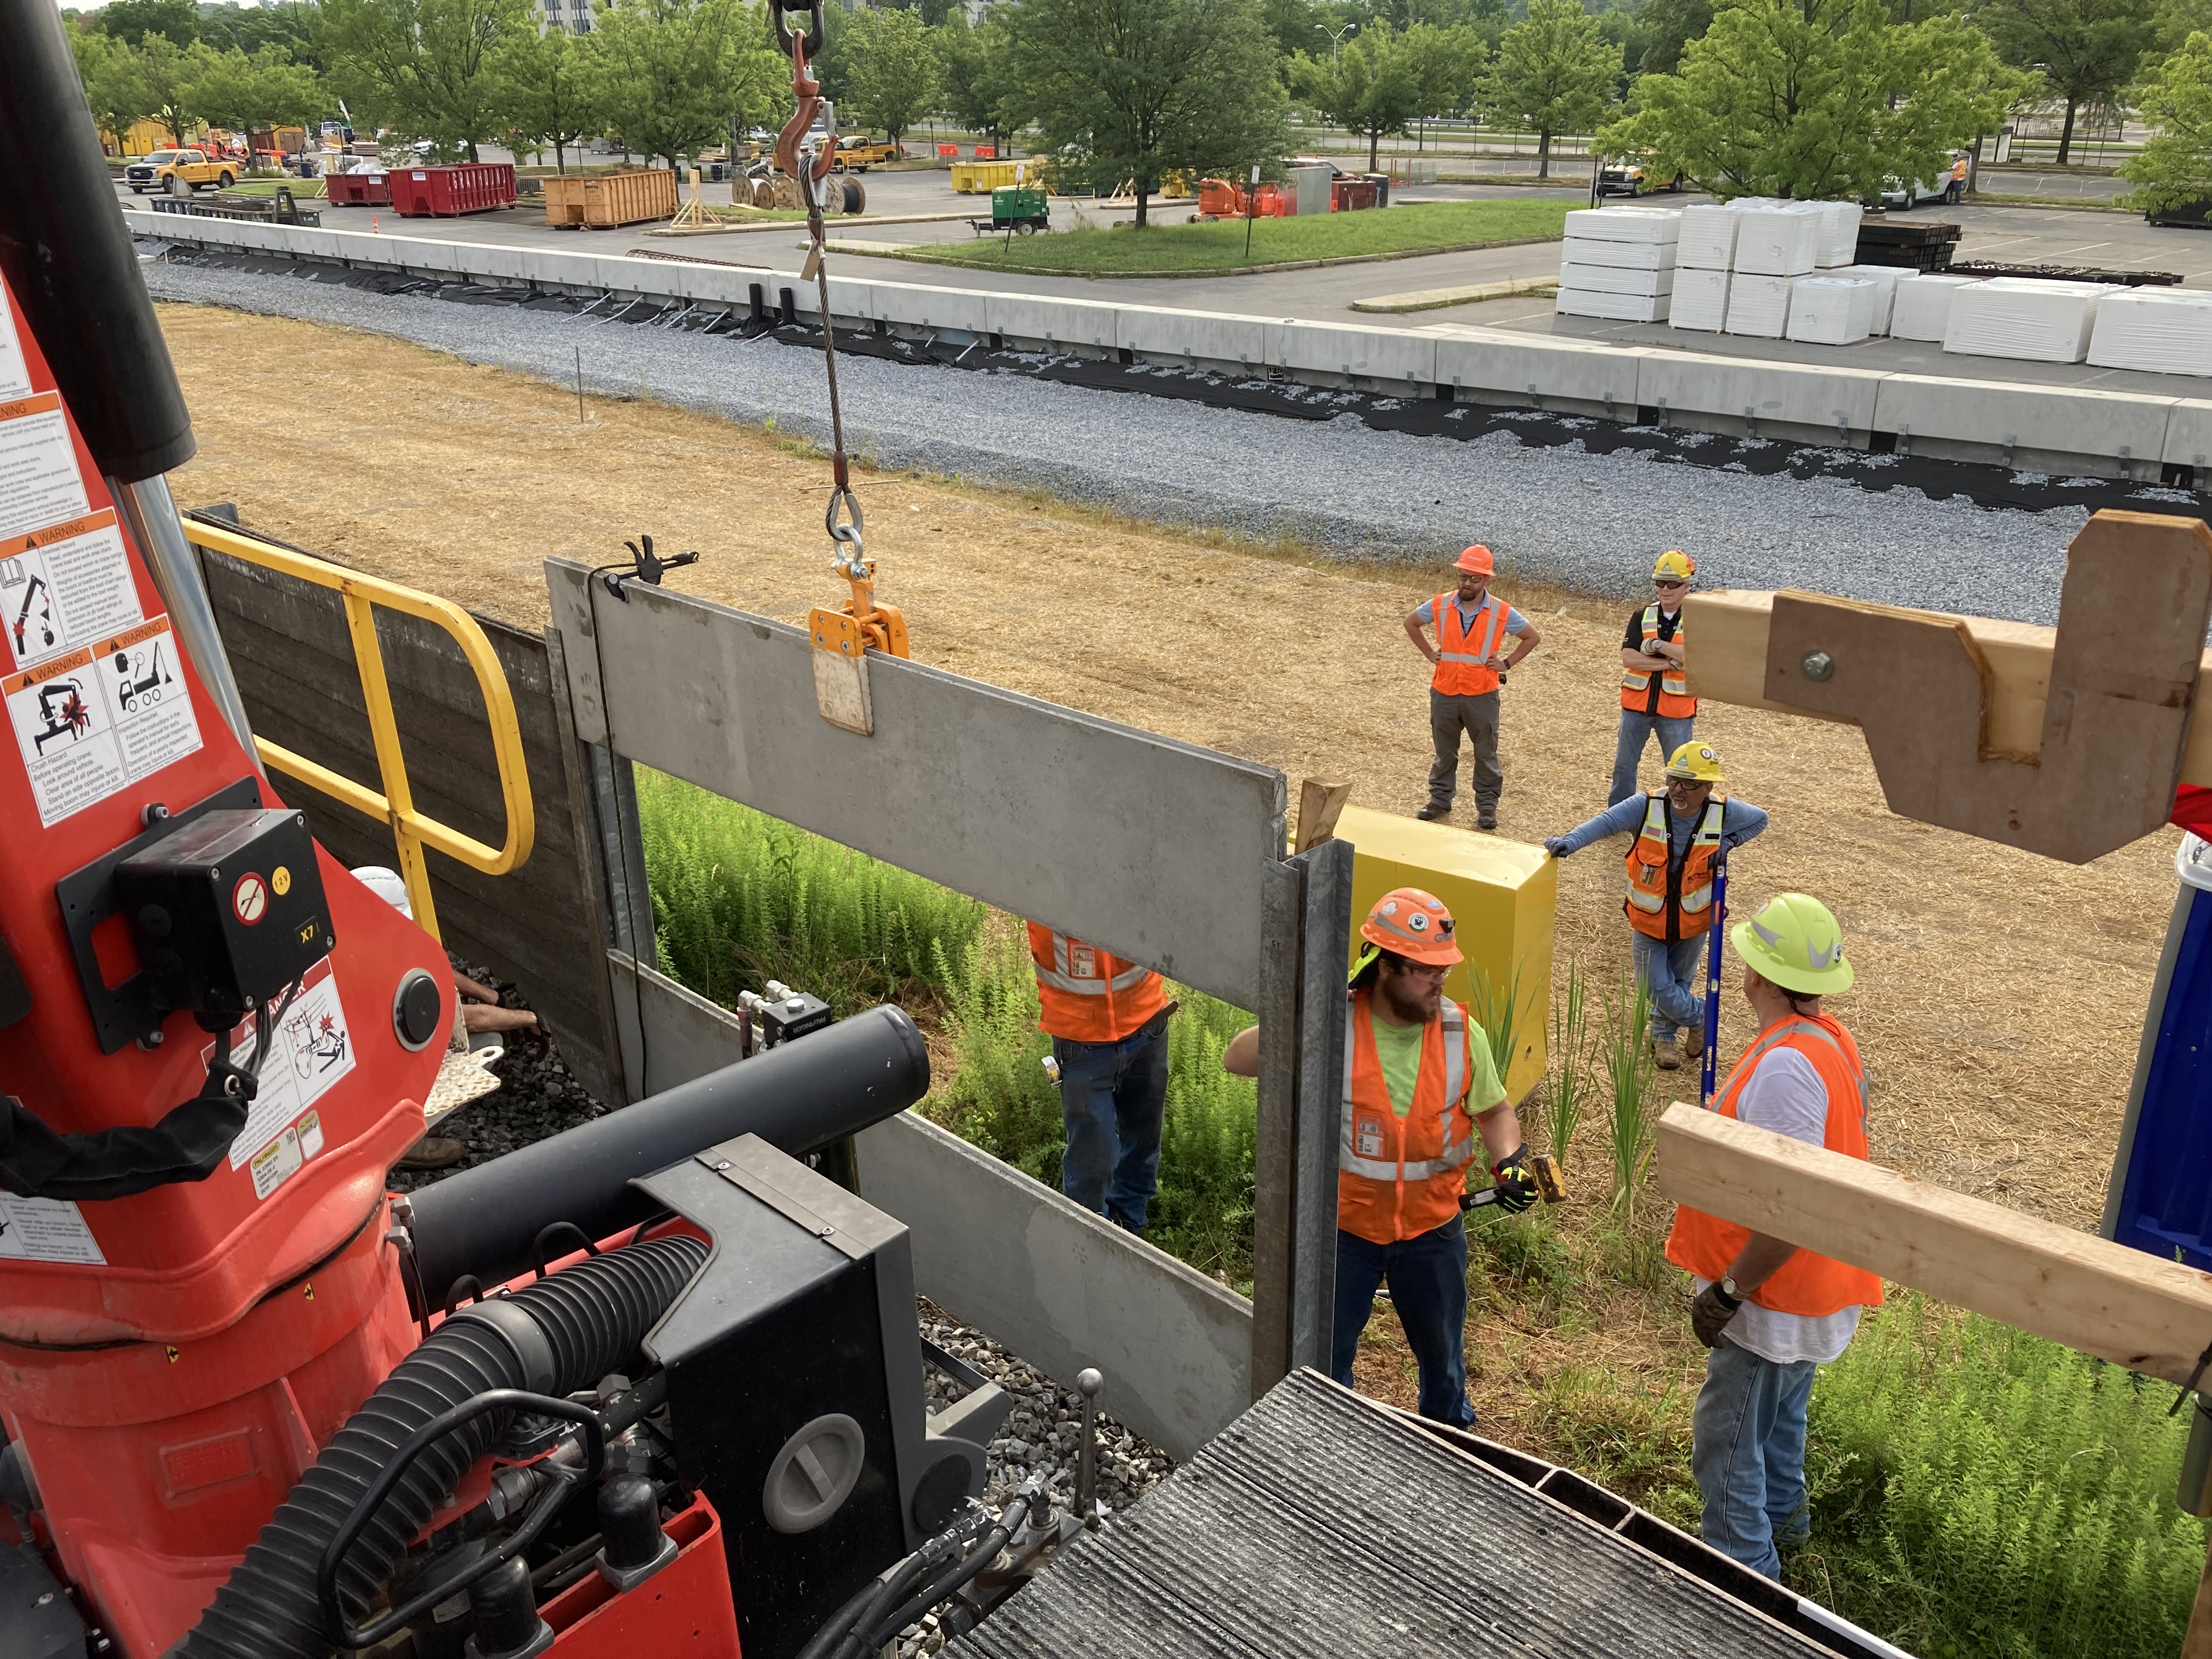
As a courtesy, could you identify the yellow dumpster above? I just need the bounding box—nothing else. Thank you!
[950,159,1024,194]
[1333,805,1556,1104]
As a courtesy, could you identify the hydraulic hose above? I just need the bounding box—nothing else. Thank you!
[174,1233,706,1659]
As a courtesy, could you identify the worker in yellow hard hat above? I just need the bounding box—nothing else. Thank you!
[1613,549,1700,806]
[1666,893,1881,1580]
[1222,888,1540,1426]
[1542,742,1768,1071]
[1404,544,1542,832]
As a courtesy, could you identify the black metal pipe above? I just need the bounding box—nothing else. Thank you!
[409,1005,930,1300]
[0,0,195,481]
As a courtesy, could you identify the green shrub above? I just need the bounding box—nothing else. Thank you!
[636,771,987,1015]
[1795,1294,2209,1659]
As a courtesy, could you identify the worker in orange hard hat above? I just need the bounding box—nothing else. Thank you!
[1223,888,1539,1426]
[1404,545,1542,832]
[1612,549,1700,806]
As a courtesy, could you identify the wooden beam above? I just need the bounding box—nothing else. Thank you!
[1294,778,1352,854]
[1683,588,2212,791]
[1654,1103,2212,1389]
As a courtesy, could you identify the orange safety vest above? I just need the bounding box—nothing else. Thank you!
[1619,603,1695,718]
[1337,990,1485,1245]
[1624,791,1726,944]
[1666,1012,1886,1318]
[1430,592,1507,697]
[1028,924,1169,1045]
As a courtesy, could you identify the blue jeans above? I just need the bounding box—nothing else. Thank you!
[1634,930,1708,1040]
[1610,710,1697,806]
[1053,1018,1170,1231]
[1691,1340,1818,1579]
[1330,1215,1475,1427]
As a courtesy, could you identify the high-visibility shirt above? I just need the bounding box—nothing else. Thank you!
[1338,989,1488,1245]
[1620,603,1695,718]
[1666,1012,1885,1318]
[1624,791,1726,944]
[1430,591,1508,697]
[1027,924,1168,1045]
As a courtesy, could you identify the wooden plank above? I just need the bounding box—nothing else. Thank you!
[1685,586,2212,789]
[1654,1103,2212,1387]
[1294,778,1352,854]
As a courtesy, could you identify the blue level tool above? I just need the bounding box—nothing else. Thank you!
[1701,856,1728,1109]
[2103,835,2212,1267]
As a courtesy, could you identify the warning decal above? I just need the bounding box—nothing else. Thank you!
[5,612,201,827]
[0,1194,105,1266]
[0,288,31,402]
[233,872,268,926]
[217,957,358,1186]
[0,509,143,673]
[0,394,89,541]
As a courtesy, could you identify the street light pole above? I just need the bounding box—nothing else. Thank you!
[1315,20,1357,58]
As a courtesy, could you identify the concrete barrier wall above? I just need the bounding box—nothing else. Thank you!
[138,212,2210,484]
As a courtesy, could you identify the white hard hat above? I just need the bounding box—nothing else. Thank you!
[352,865,412,919]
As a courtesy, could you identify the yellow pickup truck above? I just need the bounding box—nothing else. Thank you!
[830,136,901,173]
[123,148,235,195]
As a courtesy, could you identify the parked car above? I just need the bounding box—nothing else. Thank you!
[124,148,233,194]
[830,135,901,173]
[1597,162,1686,196]
[1877,154,1968,209]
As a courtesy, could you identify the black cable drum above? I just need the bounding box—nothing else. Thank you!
[409,1004,931,1301]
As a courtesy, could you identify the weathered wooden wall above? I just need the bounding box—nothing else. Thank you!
[191,516,625,1105]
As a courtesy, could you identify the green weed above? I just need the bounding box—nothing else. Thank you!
[1548,957,1593,1174]
[1531,1360,1700,1526]
[1598,973,1659,1222]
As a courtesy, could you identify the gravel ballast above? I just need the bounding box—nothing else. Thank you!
[136,250,2192,627]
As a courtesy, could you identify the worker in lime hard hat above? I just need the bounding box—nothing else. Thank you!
[1612,549,1700,807]
[1404,544,1542,832]
[1667,893,1881,1581]
[1542,742,1768,1072]
[1221,888,1541,1427]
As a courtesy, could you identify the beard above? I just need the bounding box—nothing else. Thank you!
[1379,973,1438,1025]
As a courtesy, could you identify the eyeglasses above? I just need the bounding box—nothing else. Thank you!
[1654,580,1688,591]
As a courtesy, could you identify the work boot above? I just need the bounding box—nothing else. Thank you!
[398,1135,467,1171]
[1683,1022,1705,1062]
[1652,1035,1683,1071]
[1477,809,1499,831]
[1417,803,1448,822]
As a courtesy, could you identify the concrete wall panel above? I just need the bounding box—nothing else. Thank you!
[870,281,993,335]
[1272,318,1438,387]
[1434,330,1645,420]
[548,560,1284,1006]
[2163,399,2212,468]
[1117,307,1272,371]
[1639,353,1887,447]
[985,292,1119,351]
[1873,374,2176,476]
[857,1111,1252,1462]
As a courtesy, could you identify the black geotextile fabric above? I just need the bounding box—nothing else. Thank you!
[947,1370,1829,1659]
[157,243,2209,524]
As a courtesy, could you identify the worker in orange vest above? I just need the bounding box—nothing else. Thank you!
[1222,889,1541,1426]
[1027,923,1173,1232]
[1611,549,1698,806]
[1668,893,1882,1579]
[1543,742,1767,1070]
[1404,545,1542,832]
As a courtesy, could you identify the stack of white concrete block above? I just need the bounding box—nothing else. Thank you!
[1944,277,2106,363]
[1786,276,1878,345]
[1668,204,1737,332]
[1812,201,1862,268]
[2086,287,2212,376]
[1555,207,1680,323]
[1724,204,1818,337]
[1889,272,1980,341]
[1830,264,1903,333]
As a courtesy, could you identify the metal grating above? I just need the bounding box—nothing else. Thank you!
[953,1370,1839,1659]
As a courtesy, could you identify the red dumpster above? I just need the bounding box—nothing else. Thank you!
[390,162,516,217]
[324,171,390,206]
[1331,176,1378,212]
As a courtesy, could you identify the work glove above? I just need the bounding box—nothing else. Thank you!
[1691,1282,1742,1349]
[1543,838,1571,857]
[1488,1148,1539,1215]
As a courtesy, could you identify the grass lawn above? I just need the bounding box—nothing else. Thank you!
[226,178,326,198]
[897,198,1571,274]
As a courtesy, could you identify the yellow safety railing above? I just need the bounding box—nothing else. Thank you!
[185,520,534,944]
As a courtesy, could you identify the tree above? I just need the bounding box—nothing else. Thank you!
[840,5,940,147]
[1005,0,1288,227]
[489,24,599,171]
[1600,0,2026,198]
[198,2,323,65]
[1973,0,2155,162]
[1634,0,1716,74]
[586,0,782,171]
[319,0,531,159]
[934,14,1024,156]
[136,35,203,143]
[1290,21,1486,168]
[1483,0,1619,178]
[92,0,200,48]
[71,30,155,152]
[187,45,326,139]
[2120,29,2212,207]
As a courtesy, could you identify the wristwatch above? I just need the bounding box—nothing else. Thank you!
[1715,1277,1743,1307]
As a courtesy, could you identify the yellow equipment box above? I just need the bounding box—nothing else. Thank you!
[1333,805,1556,1104]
